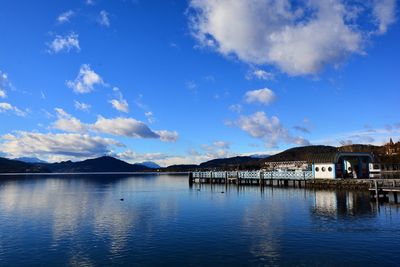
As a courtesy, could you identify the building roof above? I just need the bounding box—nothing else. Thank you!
[308,152,374,164]
[304,153,336,163]
[266,152,374,165]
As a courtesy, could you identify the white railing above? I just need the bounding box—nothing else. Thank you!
[192,170,313,180]
[212,171,226,178]
[263,171,313,179]
[239,171,261,179]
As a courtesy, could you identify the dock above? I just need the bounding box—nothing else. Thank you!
[189,170,312,188]
[369,179,400,203]
[189,171,400,203]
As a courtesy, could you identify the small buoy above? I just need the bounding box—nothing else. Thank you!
[197,189,200,191]
[120,198,124,201]
[221,191,225,194]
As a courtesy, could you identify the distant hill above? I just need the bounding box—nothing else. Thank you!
[0,157,49,173]
[48,156,151,173]
[338,144,385,154]
[0,156,151,174]
[14,157,47,164]
[249,154,270,159]
[1,143,399,174]
[163,164,199,172]
[137,161,161,169]
[199,156,262,170]
[162,156,264,172]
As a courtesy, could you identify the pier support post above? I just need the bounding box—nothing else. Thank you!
[189,172,193,187]
[374,180,379,201]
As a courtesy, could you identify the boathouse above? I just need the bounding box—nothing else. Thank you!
[265,152,374,179]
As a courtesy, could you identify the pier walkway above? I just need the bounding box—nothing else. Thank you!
[189,170,313,187]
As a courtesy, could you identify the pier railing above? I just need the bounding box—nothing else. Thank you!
[192,170,313,180]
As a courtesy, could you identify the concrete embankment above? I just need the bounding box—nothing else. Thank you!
[305,179,371,190]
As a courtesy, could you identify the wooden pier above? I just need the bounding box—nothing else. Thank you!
[189,170,312,188]
[369,179,400,203]
[189,171,400,203]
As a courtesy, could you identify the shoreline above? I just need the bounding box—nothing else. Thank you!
[0,172,189,176]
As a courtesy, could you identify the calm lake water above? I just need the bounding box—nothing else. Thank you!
[0,173,399,266]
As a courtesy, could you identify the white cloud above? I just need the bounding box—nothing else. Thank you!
[232,111,310,147]
[109,87,129,112]
[188,0,396,76]
[0,70,13,96]
[313,123,400,147]
[52,109,178,142]
[0,102,27,117]
[116,150,168,164]
[155,130,179,142]
[99,10,110,27]
[201,140,234,159]
[110,99,129,113]
[0,131,121,162]
[134,94,150,110]
[117,140,236,167]
[186,80,197,92]
[67,64,104,93]
[145,111,155,123]
[74,100,91,112]
[93,116,159,139]
[245,88,276,105]
[53,108,87,133]
[48,33,80,54]
[86,0,95,5]
[213,141,230,149]
[372,0,397,34]
[0,89,6,98]
[0,102,13,111]
[57,10,75,24]
[229,104,242,113]
[247,69,275,80]
[109,94,129,114]
[116,149,206,167]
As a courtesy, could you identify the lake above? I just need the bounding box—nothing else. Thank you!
[0,173,399,266]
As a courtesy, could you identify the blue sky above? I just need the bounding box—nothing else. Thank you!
[0,0,399,166]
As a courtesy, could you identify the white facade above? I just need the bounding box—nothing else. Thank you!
[313,163,336,179]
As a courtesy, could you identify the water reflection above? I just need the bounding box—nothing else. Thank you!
[241,188,283,265]
[312,190,376,219]
[0,174,183,266]
[0,175,399,266]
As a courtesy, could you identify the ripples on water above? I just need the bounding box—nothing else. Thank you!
[0,174,399,266]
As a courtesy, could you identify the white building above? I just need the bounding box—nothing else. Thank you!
[265,152,374,179]
[311,152,373,179]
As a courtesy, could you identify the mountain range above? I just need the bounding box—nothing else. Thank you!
[0,144,398,174]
